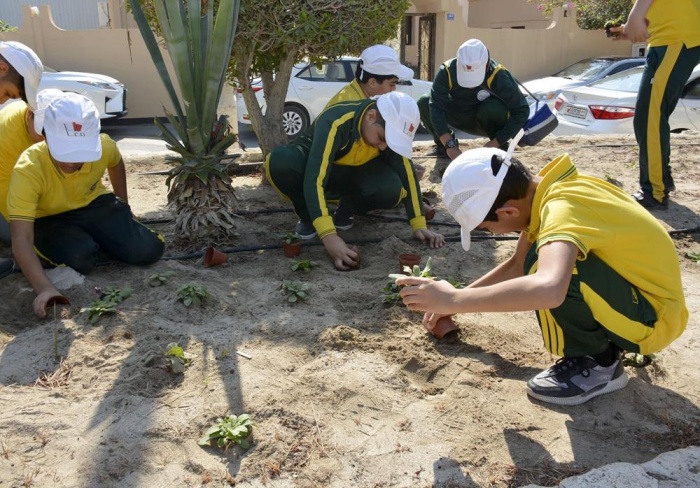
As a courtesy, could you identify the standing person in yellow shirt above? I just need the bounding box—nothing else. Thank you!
[8,91,164,318]
[611,0,700,208]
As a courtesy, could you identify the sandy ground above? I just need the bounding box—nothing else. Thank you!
[0,132,699,488]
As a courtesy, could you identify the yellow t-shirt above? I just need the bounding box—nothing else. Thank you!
[646,0,700,48]
[527,154,688,354]
[325,79,366,110]
[8,133,121,221]
[0,101,35,218]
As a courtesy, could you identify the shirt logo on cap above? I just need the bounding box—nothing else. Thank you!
[64,122,86,137]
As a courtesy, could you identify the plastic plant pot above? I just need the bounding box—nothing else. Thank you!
[204,247,228,267]
[398,253,421,274]
[430,315,460,339]
[282,242,301,258]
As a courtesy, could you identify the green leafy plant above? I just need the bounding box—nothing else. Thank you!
[198,414,252,449]
[389,257,435,281]
[100,286,132,303]
[282,232,301,245]
[381,280,402,304]
[146,271,175,287]
[177,283,209,307]
[446,277,466,289]
[79,300,118,325]
[164,342,195,374]
[281,280,311,303]
[686,251,700,263]
[290,259,317,273]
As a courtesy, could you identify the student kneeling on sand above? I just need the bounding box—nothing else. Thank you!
[8,91,164,319]
[397,132,688,406]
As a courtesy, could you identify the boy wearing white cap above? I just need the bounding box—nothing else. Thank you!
[325,44,414,107]
[265,91,445,271]
[397,134,687,406]
[7,91,164,319]
[417,39,528,160]
[0,41,43,276]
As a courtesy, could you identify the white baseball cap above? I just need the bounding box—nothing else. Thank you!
[456,39,489,88]
[360,45,414,81]
[0,41,43,110]
[376,91,420,159]
[33,88,65,134]
[43,92,102,163]
[442,130,524,250]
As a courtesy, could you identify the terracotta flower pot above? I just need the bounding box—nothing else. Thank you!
[422,198,436,221]
[430,315,460,339]
[204,247,228,267]
[398,253,421,274]
[282,241,301,258]
[46,295,71,307]
[347,245,362,271]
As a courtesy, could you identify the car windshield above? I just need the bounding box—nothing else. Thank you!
[590,67,643,92]
[554,58,617,81]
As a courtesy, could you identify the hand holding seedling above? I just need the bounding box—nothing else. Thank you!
[395,276,461,315]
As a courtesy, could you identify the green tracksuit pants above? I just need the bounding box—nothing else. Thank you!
[634,43,700,202]
[525,245,657,358]
[417,93,509,146]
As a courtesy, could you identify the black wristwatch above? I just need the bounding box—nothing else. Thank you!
[445,139,458,149]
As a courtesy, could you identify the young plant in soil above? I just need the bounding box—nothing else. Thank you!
[281,280,311,303]
[100,286,132,303]
[381,280,402,304]
[282,232,301,245]
[177,283,209,307]
[80,300,118,325]
[164,342,195,374]
[198,414,253,450]
[146,271,175,287]
[389,256,435,281]
[290,259,317,273]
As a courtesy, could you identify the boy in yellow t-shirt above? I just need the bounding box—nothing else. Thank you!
[397,135,688,406]
[8,91,164,319]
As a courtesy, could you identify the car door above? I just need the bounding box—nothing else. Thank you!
[292,61,352,121]
[673,75,700,130]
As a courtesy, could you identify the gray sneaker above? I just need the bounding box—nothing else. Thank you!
[0,258,16,280]
[294,220,317,240]
[526,356,629,406]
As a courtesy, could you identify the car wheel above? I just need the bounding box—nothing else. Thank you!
[282,105,309,139]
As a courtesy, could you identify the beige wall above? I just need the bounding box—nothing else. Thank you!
[0,4,176,119]
[410,2,634,82]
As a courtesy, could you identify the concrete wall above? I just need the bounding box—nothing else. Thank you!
[0,4,176,119]
[410,1,634,82]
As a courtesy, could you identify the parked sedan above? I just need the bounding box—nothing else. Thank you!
[521,56,646,109]
[554,64,700,135]
[237,57,432,139]
[0,67,127,119]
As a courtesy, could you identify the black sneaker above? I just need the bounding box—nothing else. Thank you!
[632,189,668,209]
[294,220,317,240]
[526,356,629,406]
[333,205,354,230]
[0,258,16,280]
[428,145,448,158]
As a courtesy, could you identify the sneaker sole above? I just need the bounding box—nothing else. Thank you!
[525,371,629,406]
[334,223,354,231]
[295,232,317,240]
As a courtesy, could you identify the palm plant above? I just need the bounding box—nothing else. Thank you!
[129,0,241,241]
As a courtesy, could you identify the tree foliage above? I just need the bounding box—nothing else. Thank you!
[0,20,17,32]
[132,0,410,154]
[532,0,632,30]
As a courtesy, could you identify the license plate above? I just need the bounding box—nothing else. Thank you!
[565,106,587,119]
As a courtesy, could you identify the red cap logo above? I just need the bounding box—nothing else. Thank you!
[72,122,83,131]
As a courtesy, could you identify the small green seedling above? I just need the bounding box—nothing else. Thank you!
[389,257,434,281]
[381,280,402,304]
[100,286,132,304]
[290,259,317,273]
[146,271,175,287]
[446,277,466,289]
[686,251,700,263]
[198,414,253,450]
[80,299,118,325]
[177,283,209,307]
[164,342,195,374]
[282,232,301,245]
[604,16,625,38]
[281,280,311,303]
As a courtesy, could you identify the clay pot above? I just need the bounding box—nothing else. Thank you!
[347,245,362,271]
[46,295,71,307]
[398,253,421,274]
[282,241,301,258]
[430,315,460,339]
[422,198,436,221]
[204,247,228,267]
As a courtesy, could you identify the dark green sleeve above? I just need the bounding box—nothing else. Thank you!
[491,70,530,145]
[428,62,453,138]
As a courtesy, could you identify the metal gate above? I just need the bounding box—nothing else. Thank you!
[418,14,435,81]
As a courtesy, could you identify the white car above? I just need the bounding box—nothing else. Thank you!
[0,66,127,119]
[554,64,700,135]
[521,57,646,109]
[237,57,432,138]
